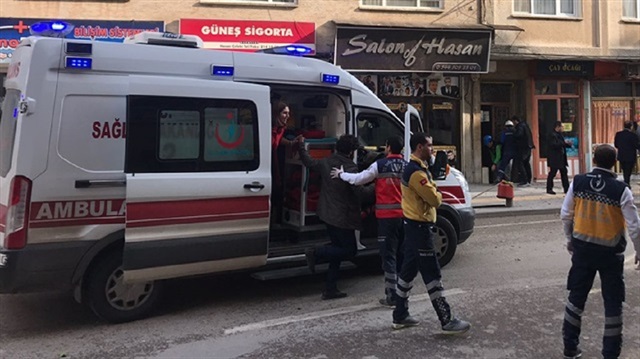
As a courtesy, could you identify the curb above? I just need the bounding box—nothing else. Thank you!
[473,207,560,219]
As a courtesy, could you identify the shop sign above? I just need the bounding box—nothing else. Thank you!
[179,19,315,53]
[537,60,594,77]
[335,27,492,73]
[0,18,163,64]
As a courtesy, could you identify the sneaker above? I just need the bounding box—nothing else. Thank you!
[563,348,582,359]
[441,317,471,334]
[392,315,420,330]
[321,290,347,300]
[379,297,396,308]
[305,248,316,274]
[547,190,556,195]
[517,182,530,187]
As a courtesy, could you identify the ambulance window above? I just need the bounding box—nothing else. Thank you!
[0,89,20,177]
[126,96,259,173]
[356,111,403,148]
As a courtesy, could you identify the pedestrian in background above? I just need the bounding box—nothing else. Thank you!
[494,120,517,183]
[613,120,640,187]
[392,132,471,334]
[560,144,640,359]
[547,121,571,195]
[300,135,372,300]
[331,136,407,307]
[512,115,534,186]
[483,135,502,184]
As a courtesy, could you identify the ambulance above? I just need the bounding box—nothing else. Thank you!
[0,24,474,323]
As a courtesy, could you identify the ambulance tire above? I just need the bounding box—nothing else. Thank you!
[434,215,457,268]
[85,250,163,323]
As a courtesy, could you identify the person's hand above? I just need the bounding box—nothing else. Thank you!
[565,140,573,146]
[491,164,496,171]
[294,135,304,144]
[566,241,574,255]
[330,166,344,180]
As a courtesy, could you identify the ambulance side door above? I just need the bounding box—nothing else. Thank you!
[123,75,272,283]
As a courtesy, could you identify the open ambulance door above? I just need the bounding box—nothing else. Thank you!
[122,75,272,283]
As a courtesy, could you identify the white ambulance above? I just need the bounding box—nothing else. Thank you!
[0,26,474,322]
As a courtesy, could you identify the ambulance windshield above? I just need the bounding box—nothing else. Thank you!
[0,89,20,177]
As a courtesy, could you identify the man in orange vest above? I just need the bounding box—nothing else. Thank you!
[331,136,406,307]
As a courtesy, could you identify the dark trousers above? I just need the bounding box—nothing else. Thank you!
[619,161,634,186]
[317,224,357,292]
[393,218,452,325]
[496,152,516,182]
[513,154,532,184]
[547,167,569,193]
[562,243,625,359]
[378,218,404,299]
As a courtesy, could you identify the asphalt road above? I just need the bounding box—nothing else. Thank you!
[1,214,639,359]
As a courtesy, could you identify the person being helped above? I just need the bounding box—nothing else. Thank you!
[560,144,640,359]
[301,135,372,300]
[494,120,517,183]
[547,121,572,195]
[614,120,640,187]
[512,116,534,187]
[483,135,502,184]
[392,132,471,334]
[330,136,407,307]
[271,101,301,223]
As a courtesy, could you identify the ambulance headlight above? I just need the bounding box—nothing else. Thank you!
[29,21,75,38]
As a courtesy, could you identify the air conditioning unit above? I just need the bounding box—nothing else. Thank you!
[626,63,640,80]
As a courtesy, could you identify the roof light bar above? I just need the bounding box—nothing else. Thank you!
[29,21,74,38]
[258,45,313,56]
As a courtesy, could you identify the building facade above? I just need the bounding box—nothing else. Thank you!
[0,0,638,183]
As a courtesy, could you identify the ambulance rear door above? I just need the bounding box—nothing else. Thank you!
[123,75,272,283]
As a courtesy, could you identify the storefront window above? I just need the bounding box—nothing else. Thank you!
[535,80,558,95]
[536,80,580,159]
[560,82,578,94]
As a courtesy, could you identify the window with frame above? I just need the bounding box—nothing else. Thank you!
[126,96,259,173]
[361,0,443,9]
[356,111,404,148]
[623,0,639,18]
[514,0,580,16]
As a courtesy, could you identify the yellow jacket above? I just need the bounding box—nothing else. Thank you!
[401,154,442,223]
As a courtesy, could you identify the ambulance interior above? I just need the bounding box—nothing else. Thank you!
[268,88,376,256]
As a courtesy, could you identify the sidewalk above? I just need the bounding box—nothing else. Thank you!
[470,180,640,219]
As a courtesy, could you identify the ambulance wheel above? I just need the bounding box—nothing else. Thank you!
[85,251,162,323]
[433,216,457,268]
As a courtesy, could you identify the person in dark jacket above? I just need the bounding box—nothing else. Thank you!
[494,120,517,183]
[300,134,373,300]
[614,120,640,187]
[512,116,534,186]
[547,121,572,195]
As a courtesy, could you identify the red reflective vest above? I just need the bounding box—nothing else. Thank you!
[375,154,407,219]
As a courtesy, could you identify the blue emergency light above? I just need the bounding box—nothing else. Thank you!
[321,73,340,85]
[285,45,312,55]
[65,57,92,70]
[29,21,74,38]
[212,65,234,76]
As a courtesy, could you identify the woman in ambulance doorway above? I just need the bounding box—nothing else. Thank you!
[271,101,302,225]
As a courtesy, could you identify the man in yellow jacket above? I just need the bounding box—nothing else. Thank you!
[392,132,471,334]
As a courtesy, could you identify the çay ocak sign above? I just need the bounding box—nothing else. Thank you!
[335,27,492,73]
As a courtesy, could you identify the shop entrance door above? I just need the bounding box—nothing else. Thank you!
[533,81,582,179]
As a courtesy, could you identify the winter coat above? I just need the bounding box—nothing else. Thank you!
[299,149,373,230]
[500,129,517,156]
[514,122,534,159]
[547,131,570,169]
[614,129,640,163]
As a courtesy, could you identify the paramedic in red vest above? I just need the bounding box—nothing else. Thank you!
[330,136,407,307]
[560,144,640,359]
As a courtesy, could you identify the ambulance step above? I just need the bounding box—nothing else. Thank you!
[251,262,357,281]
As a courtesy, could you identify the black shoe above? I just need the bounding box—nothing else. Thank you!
[392,315,420,330]
[305,248,316,274]
[321,290,347,300]
[547,190,556,195]
[563,348,582,359]
[379,297,396,308]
